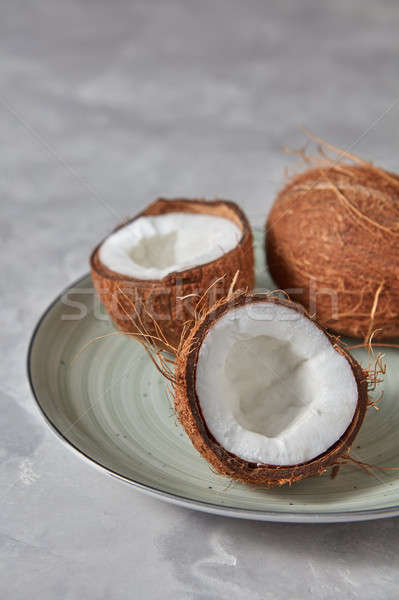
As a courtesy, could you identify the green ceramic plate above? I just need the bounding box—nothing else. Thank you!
[28,231,399,522]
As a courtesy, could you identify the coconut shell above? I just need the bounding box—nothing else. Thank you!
[90,198,254,352]
[266,165,399,340]
[174,294,368,487]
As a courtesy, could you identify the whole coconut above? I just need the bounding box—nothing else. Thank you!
[266,164,399,340]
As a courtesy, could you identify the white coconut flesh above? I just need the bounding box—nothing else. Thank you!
[196,303,358,466]
[98,213,242,280]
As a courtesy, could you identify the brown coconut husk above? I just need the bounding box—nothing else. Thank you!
[266,133,399,341]
[90,198,254,352]
[139,289,370,488]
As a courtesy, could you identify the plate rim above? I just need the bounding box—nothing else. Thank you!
[27,272,399,523]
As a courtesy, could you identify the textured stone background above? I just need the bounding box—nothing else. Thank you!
[2,1,399,598]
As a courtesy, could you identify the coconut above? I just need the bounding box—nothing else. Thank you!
[171,293,368,487]
[90,198,254,351]
[266,163,399,340]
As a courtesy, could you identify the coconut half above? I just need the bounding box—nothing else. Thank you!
[90,198,254,351]
[174,294,368,486]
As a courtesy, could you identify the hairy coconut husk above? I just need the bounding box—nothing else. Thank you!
[266,145,399,340]
[90,198,254,352]
[170,293,369,487]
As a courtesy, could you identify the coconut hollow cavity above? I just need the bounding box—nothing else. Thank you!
[99,213,242,280]
[172,294,368,487]
[266,133,399,341]
[90,198,254,352]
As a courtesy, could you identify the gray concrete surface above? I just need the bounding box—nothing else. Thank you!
[2,0,399,598]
